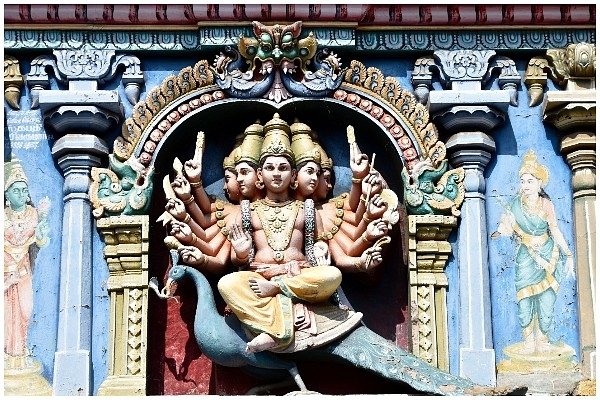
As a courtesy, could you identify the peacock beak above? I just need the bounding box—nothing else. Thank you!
[162,278,175,297]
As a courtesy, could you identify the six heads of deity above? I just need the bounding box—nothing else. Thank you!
[223,113,334,203]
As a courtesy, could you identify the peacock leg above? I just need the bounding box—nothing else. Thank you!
[288,365,308,391]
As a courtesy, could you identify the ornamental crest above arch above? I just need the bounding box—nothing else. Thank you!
[94,21,464,218]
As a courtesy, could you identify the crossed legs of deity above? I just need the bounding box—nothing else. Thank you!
[246,279,283,353]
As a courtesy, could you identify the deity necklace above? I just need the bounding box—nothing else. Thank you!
[255,198,302,262]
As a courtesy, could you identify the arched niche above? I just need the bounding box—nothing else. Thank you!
[102,58,450,394]
[151,97,407,197]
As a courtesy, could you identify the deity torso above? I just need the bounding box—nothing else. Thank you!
[249,198,307,264]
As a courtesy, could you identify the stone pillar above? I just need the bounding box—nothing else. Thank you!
[96,216,149,396]
[27,49,141,394]
[444,130,497,386]
[414,49,520,386]
[408,215,457,371]
[543,91,596,380]
[50,134,109,395]
[527,41,597,381]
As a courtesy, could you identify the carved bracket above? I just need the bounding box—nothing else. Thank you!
[401,159,465,216]
[4,56,24,109]
[90,154,155,219]
[26,49,144,108]
[411,50,521,106]
[525,42,596,106]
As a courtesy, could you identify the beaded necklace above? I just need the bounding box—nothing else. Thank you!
[255,198,302,262]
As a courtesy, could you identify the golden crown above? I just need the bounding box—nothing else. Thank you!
[519,149,549,187]
[260,113,294,165]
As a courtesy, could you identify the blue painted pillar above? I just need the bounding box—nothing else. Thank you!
[430,101,508,387]
[417,48,520,386]
[445,131,497,386]
[51,135,108,395]
[28,49,139,394]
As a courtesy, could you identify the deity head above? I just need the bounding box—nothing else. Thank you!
[305,131,334,201]
[222,132,245,203]
[4,158,30,211]
[518,150,549,196]
[234,121,264,168]
[260,113,294,167]
[290,119,322,199]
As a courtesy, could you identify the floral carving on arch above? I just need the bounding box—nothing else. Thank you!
[113,62,447,179]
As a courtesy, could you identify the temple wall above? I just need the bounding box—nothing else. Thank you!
[4,5,595,395]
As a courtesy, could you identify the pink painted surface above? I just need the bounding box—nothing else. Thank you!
[5,4,595,26]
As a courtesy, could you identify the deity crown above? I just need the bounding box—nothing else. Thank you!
[235,120,264,166]
[4,158,29,191]
[519,149,549,187]
[260,113,294,165]
[290,119,321,167]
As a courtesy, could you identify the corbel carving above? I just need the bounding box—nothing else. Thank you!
[4,56,24,109]
[27,50,144,109]
[411,50,520,106]
[525,42,596,106]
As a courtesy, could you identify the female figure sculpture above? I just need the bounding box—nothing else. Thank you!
[4,159,50,368]
[492,150,574,354]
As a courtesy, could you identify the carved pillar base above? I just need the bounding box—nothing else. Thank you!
[4,358,52,396]
[408,215,457,371]
[96,215,149,396]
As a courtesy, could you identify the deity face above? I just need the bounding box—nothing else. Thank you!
[223,169,241,203]
[520,173,542,197]
[295,161,320,199]
[259,156,296,195]
[313,168,332,202]
[5,181,29,212]
[235,162,259,199]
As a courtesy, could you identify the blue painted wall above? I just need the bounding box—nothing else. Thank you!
[485,62,579,364]
[4,50,580,392]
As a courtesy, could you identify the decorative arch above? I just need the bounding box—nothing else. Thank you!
[114,59,446,176]
[91,24,465,395]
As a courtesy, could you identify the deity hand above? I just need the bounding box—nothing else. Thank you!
[349,142,370,180]
[361,246,383,270]
[493,212,515,238]
[171,175,192,201]
[184,159,202,184]
[165,198,187,220]
[170,221,194,244]
[35,218,50,240]
[4,271,20,290]
[565,257,575,279]
[313,241,331,266]
[178,246,207,266]
[362,171,383,197]
[365,193,387,220]
[228,223,253,261]
[365,218,389,242]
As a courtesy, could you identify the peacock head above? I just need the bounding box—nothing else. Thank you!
[163,250,187,297]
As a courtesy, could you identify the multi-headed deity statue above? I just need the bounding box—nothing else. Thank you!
[160,113,399,353]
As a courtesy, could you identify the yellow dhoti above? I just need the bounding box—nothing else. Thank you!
[217,262,342,346]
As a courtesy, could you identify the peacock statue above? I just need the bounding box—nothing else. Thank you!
[150,250,526,396]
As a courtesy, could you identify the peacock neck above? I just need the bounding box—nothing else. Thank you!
[187,268,221,324]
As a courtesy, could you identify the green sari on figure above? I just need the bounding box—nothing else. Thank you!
[509,195,567,333]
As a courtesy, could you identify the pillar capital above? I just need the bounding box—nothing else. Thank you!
[411,49,520,114]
